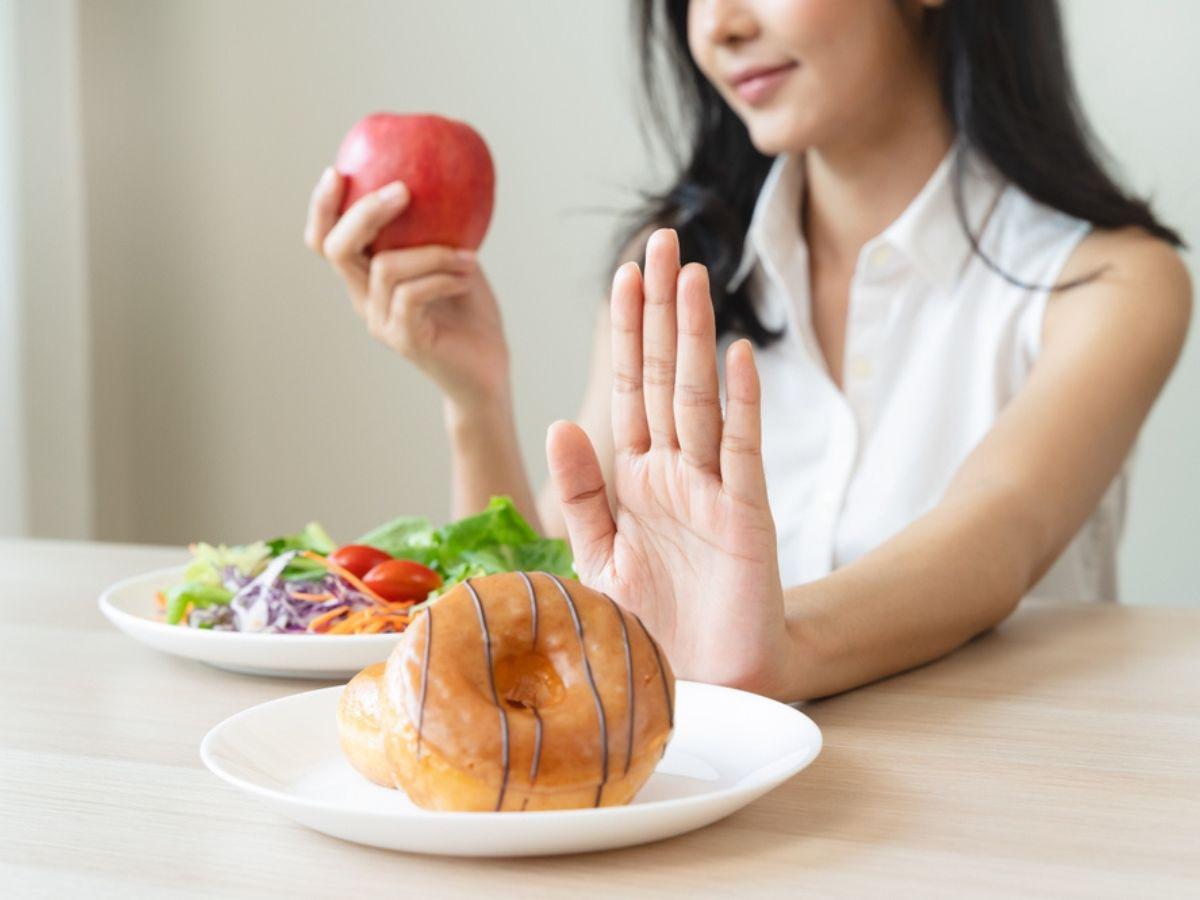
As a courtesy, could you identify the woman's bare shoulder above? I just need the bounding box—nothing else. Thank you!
[1046,226,1192,368]
[1070,223,1188,282]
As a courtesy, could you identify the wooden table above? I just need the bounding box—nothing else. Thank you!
[2,540,1197,898]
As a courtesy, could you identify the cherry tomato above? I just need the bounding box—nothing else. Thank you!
[363,559,442,603]
[328,544,393,579]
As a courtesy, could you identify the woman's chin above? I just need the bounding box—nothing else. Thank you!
[743,115,818,158]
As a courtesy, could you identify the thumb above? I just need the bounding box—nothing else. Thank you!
[546,420,615,579]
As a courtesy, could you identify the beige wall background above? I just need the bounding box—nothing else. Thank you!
[1060,0,1200,606]
[78,0,656,550]
[22,1,1200,603]
[3,0,92,537]
[0,0,23,535]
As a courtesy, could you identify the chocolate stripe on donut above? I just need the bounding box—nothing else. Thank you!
[465,578,510,812]
[520,571,544,788]
[544,573,609,808]
[602,594,635,778]
[633,613,673,729]
[415,607,433,757]
[530,706,543,786]
[519,570,538,645]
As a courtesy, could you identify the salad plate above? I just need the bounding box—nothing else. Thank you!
[99,566,401,678]
[200,680,823,856]
[98,496,576,680]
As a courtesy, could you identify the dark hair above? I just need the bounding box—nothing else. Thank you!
[621,0,1184,346]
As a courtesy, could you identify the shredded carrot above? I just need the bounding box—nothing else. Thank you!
[386,601,417,613]
[291,591,334,602]
[328,610,368,634]
[280,552,415,635]
[155,591,167,610]
[307,605,350,633]
[316,608,408,635]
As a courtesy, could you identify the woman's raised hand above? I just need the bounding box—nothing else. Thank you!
[304,167,509,409]
[546,229,792,693]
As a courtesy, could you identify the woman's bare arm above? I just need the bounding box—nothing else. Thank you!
[443,390,544,529]
[448,300,616,537]
[780,228,1193,699]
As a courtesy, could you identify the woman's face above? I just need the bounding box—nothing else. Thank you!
[687,0,939,156]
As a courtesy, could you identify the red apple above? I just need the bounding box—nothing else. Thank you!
[334,113,495,253]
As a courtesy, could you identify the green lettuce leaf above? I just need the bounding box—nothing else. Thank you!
[280,557,332,582]
[508,538,574,576]
[183,541,271,586]
[357,496,574,595]
[356,515,436,559]
[267,521,336,556]
[165,581,234,625]
[436,496,540,554]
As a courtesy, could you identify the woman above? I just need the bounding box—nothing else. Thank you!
[303,0,1191,701]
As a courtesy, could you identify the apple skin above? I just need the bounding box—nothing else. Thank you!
[335,113,495,252]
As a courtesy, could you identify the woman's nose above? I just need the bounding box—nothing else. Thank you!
[697,0,759,46]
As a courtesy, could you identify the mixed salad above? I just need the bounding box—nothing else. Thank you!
[158,497,572,635]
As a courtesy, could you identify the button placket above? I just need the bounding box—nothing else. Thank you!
[799,401,857,577]
[757,231,849,580]
[805,255,893,575]
[844,248,895,432]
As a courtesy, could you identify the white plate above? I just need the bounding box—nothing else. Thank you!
[200,681,822,856]
[98,566,402,679]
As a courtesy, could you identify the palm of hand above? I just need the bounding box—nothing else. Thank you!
[605,451,784,686]
[548,229,788,693]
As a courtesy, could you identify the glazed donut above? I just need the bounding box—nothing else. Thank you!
[337,571,675,811]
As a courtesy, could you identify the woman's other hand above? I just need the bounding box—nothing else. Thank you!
[304,166,509,410]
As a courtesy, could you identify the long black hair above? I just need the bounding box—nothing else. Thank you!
[620,0,1183,347]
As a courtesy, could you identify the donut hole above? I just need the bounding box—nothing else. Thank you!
[493,652,565,711]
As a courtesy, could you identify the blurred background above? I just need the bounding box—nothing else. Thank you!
[0,0,1196,606]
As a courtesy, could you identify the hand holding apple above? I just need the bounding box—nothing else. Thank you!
[304,113,509,411]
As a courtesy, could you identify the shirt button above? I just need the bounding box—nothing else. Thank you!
[867,244,893,271]
[848,356,875,380]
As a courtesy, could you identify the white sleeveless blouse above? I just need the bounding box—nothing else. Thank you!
[722,147,1127,603]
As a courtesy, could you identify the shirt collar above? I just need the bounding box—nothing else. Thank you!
[728,151,803,294]
[728,142,1005,295]
[875,143,1005,286]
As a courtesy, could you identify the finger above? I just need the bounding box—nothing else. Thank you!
[322,181,409,297]
[365,245,472,320]
[720,339,769,505]
[673,263,721,474]
[641,228,680,448]
[374,272,470,344]
[546,420,616,579]
[304,166,342,255]
[610,261,650,454]
[369,245,474,294]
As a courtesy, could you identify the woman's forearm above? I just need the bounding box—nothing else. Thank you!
[443,392,543,531]
[780,484,1042,701]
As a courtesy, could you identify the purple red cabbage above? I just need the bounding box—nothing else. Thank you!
[220,551,385,634]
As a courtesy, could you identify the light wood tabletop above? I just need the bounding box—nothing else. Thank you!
[1,539,1197,898]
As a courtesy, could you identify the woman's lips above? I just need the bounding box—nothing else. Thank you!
[731,62,798,106]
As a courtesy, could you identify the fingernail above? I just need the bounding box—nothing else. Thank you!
[379,181,406,202]
[321,165,335,182]
[456,249,475,264]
